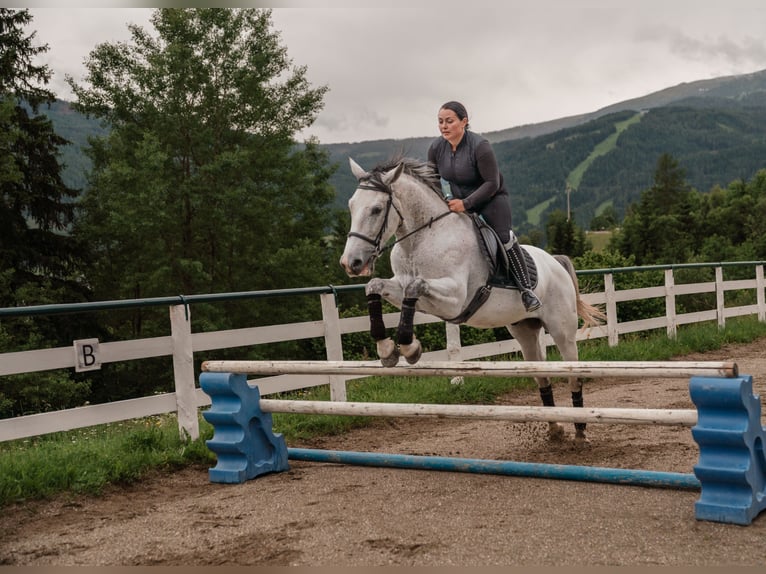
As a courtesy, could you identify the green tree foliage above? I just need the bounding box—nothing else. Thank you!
[0,9,85,307]
[695,171,766,262]
[545,209,589,256]
[612,153,766,267]
[0,9,92,416]
[64,8,339,400]
[589,205,618,230]
[612,153,701,265]
[70,8,333,300]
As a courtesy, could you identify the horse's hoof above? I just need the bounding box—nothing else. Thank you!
[379,348,400,367]
[573,435,591,447]
[450,376,465,386]
[547,423,566,442]
[399,339,422,365]
[404,347,422,365]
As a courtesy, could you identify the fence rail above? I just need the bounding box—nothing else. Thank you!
[1,261,764,442]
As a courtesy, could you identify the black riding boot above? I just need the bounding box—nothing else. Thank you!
[506,240,542,312]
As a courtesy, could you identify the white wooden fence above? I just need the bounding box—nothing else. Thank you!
[1,262,764,442]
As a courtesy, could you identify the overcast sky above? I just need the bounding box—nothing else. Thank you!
[20,1,766,144]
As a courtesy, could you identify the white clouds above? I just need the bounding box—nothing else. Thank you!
[24,3,766,144]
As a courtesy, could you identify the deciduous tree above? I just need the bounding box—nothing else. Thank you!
[70,8,334,306]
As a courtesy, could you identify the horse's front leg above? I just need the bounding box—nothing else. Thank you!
[396,294,422,365]
[396,277,465,365]
[366,278,403,367]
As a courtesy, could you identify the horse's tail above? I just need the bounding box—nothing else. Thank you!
[553,254,607,328]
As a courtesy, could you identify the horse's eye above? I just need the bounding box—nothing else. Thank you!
[370,205,383,216]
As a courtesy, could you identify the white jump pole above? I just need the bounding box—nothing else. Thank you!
[259,399,697,426]
[201,359,738,379]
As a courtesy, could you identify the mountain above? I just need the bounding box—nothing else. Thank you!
[324,68,766,233]
[30,99,107,191]
[38,68,766,233]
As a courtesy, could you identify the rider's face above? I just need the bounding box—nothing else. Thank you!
[438,108,467,147]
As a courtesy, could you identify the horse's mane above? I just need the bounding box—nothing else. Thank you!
[368,155,442,195]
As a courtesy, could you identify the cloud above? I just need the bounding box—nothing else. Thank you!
[637,25,766,69]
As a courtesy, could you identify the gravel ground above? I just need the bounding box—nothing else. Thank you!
[1,340,765,566]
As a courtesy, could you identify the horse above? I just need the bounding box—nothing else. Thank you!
[339,156,605,442]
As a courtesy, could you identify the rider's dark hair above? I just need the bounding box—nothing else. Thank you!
[440,101,470,129]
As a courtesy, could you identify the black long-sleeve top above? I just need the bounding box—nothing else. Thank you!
[427,130,509,213]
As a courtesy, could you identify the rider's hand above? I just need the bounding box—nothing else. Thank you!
[448,199,466,213]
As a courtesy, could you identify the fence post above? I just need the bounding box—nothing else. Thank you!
[665,268,677,340]
[715,266,725,330]
[169,303,199,441]
[320,292,347,401]
[445,322,462,362]
[757,265,765,322]
[604,273,618,347]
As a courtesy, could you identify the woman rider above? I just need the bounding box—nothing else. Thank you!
[427,100,541,312]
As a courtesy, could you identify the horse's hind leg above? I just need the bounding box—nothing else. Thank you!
[507,319,566,442]
[546,319,588,444]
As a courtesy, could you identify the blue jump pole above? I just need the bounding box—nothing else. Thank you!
[287,447,701,490]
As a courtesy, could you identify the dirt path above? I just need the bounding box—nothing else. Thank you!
[2,340,766,566]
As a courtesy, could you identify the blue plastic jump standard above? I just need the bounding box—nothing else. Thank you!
[690,375,766,526]
[200,372,288,483]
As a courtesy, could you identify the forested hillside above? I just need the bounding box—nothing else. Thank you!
[495,95,766,233]
[39,68,766,236]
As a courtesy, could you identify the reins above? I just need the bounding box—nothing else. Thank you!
[377,210,453,255]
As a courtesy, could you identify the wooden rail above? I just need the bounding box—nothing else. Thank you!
[201,359,739,379]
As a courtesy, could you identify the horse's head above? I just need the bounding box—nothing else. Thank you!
[339,158,405,277]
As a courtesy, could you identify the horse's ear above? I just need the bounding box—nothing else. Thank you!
[349,157,369,181]
[381,162,405,186]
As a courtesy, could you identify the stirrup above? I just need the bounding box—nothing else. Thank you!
[522,290,541,312]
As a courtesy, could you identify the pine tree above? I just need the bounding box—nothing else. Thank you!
[0,8,85,309]
[0,9,91,417]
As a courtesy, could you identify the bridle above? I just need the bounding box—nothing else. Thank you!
[347,176,453,261]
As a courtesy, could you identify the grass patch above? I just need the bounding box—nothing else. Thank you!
[0,415,213,505]
[526,196,556,227]
[2,315,766,507]
[585,230,612,252]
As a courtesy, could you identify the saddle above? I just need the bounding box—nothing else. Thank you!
[446,215,538,324]
[471,214,538,290]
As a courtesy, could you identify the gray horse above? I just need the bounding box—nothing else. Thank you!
[340,156,604,442]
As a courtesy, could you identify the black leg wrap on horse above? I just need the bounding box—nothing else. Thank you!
[397,298,417,345]
[367,294,387,341]
[572,390,586,433]
[539,385,555,407]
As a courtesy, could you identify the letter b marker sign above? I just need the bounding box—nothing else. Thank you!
[74,338,101,372]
